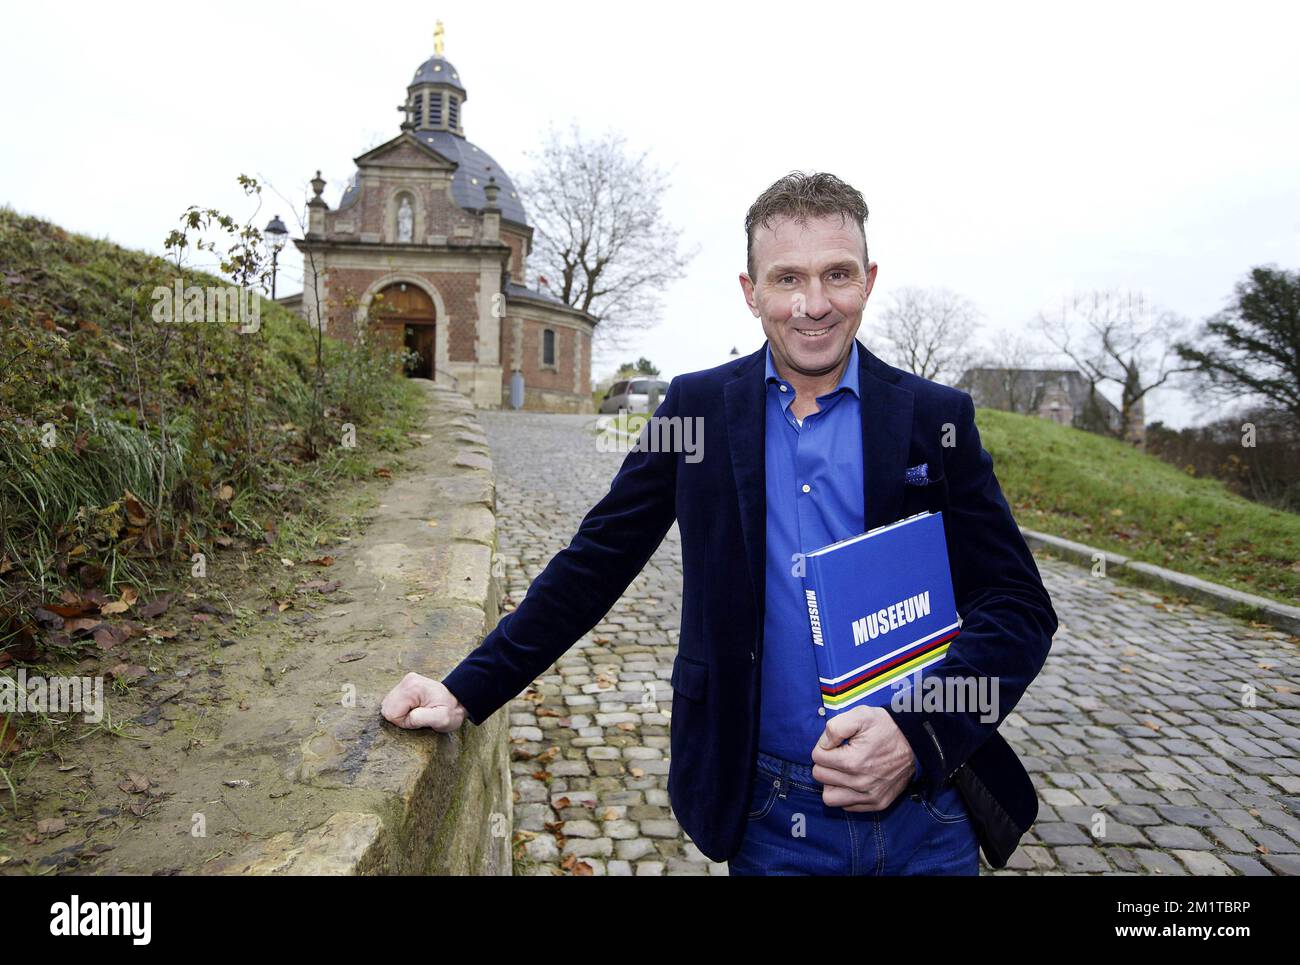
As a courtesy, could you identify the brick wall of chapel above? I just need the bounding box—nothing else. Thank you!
[324,265,479,361]
[500,229,527,284]
[502,318,590,395]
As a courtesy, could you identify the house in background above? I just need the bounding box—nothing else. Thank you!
[955,367,1146,447]
[281,25,596,412]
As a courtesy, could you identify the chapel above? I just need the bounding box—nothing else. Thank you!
[289,23,596,410]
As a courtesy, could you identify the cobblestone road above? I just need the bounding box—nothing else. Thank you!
[482,411,1300,876]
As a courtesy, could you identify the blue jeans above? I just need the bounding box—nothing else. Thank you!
[727,750,981,875]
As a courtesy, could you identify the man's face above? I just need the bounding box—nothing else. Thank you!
[740,212,877,380]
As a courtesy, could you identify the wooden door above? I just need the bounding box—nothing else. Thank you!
[374,283,436,379]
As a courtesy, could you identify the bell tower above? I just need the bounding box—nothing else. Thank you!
[401,20,467,136]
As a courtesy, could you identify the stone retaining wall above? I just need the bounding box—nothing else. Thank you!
[205,381,511,875]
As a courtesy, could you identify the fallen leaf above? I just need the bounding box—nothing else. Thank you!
[36,818,67,836]
[123,490,149,527]
[43,601,95,618]
[137,593,175,620]
[32,607,64,628]
[107,663,148,680]
[118,772,151,794]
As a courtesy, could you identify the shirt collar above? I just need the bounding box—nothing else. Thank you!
[765,339,860,400]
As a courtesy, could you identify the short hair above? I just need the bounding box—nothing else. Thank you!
[744,171,869,281]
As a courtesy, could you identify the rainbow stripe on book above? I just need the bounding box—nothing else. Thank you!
[819,622,960,710]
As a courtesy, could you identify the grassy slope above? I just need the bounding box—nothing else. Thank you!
[976,407,1299,607]
[0,206,422,643]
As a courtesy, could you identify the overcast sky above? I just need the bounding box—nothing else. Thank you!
[4,0,1297,428]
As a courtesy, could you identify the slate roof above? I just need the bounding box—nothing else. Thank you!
[505,279,568,308]
[411,55,466,94]
[336,132,528,226]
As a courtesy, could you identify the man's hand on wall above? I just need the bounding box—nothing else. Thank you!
[381,672,467,732]
[810,706,915,811]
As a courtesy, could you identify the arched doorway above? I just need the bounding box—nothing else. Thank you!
[373,282,436,379]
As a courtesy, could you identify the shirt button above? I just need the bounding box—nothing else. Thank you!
[801,483,811,493]
[779,384,788,392]
[817,706,826,716]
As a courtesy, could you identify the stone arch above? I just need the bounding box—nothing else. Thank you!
[356,273,449,380]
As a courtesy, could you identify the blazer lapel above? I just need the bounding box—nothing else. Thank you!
[724,346,768,616]
[855,337,915,531]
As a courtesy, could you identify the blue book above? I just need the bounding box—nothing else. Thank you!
[802,510,960,714]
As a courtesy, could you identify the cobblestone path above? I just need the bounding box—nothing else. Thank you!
[482,411,1300,876]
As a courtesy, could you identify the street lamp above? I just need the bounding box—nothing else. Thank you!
[264,215,288,299]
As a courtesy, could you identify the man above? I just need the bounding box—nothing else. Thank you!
[381,171,1058,875]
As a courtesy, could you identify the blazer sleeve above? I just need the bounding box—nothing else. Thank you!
[441,379,682,725]
[884,391,1058,795]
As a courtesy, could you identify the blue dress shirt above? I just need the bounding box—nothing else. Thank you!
[759,339,921,781]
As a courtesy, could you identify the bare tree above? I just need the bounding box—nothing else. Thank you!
[1036,289,1194,443]
[965,330,1050,413]
[874,286,981,383]
[517,123,699,351]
